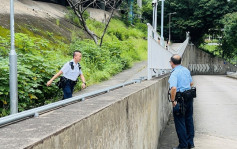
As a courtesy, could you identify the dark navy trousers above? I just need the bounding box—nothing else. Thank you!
[62,81,75,99]
[173,98,194,148]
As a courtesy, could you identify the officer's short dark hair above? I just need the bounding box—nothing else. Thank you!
[73,50,81,58]
[171,55,181,65]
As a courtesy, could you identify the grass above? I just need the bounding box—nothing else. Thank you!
[199,44,220,56]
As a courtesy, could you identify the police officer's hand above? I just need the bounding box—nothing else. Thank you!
[172,101,177,107]
[81,82,86,89]
[47,80,52,86]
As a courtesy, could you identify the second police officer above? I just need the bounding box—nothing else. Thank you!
[168,54,195,149]
[47,50,86,99]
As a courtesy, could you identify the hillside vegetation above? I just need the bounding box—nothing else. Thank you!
[0,8,147,117]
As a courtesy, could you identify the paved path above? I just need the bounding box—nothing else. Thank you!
[158,75,237,149]
[170,43,182,50]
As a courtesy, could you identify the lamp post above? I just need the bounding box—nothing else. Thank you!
[10,0,18,114]
[160,0,165,47]
[152,0,157,31]
[168,12,176,44]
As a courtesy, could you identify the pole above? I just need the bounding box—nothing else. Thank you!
[10,0,18,114]
[160,0,164,47]
[154,1,157,31]
[152,4,155,29]
[169,13,171,44]
[168,12,176,44]
[152,0,157,31]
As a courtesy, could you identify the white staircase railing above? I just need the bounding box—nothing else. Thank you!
[147,23,190,80]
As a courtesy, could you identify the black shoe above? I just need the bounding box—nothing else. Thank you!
[173,147,189,149]
[188,145,195,148]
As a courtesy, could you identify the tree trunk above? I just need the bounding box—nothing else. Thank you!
[100,8,115,46]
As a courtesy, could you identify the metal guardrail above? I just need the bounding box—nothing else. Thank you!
[147,23,173,80]
[0,77,148,127]
[147,23,190,80]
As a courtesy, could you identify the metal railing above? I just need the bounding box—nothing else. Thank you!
[0,77,148,127]
[147,23,190,80]
[147,23,173,80]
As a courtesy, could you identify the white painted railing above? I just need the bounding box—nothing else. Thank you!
[147,23,172,80]
[147,23,190,80]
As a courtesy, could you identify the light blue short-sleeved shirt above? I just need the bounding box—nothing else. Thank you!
[61,60,82,81]
[168,65,192,92]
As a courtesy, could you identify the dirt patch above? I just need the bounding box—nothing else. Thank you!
[0,0,67,17]
[0,0,90,41]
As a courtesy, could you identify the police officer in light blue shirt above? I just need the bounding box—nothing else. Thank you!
[168,55,195,149]
[47,50,86,99]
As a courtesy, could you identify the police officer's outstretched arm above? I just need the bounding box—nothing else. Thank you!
[47,70,63,86]
[80,74,86,89]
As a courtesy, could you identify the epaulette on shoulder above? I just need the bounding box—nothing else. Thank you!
[78,63,81,70]
[69,62,81,70]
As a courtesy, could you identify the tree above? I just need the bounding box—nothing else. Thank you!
[66,0,122,46]
[141,0,153,24]
[164,0,231,44]
[140,0,232,44]
[228,0,237,12]
[219,12,237,59]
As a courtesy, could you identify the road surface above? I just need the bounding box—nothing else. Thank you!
[159,75,237,149]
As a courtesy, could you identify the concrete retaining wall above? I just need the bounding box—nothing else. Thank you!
[0,76,172,149]
[182,44,237,75]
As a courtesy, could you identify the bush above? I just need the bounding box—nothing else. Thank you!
[134,22,148,34]
[0,32,68,116]
[0,36,10,57]
[69,39,126,85]
[0,54,65,116]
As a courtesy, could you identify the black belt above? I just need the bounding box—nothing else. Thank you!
[62,76,77,85]
[176,89,192,102]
